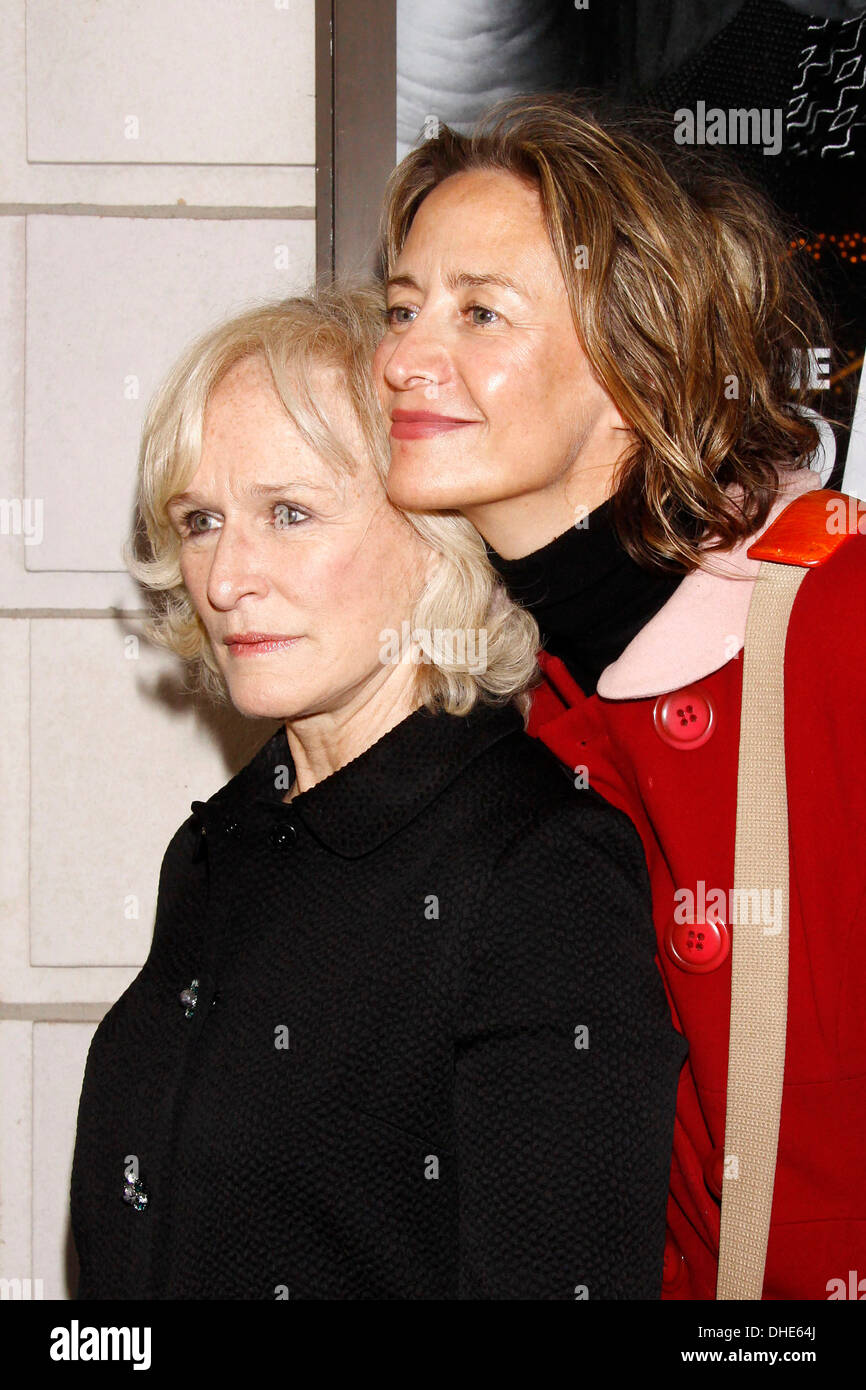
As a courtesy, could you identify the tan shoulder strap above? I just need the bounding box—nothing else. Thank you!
[716,559,808,1300]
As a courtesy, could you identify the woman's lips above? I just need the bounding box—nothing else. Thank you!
[390,410,478,440]
[224,634,302,657]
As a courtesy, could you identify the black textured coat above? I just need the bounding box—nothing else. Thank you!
[70,701,687,1300]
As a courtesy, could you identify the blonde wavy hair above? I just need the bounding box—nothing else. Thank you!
[379,93,831,571]
[125,282,540,717]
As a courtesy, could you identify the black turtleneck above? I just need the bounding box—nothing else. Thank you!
[485,498,685,696]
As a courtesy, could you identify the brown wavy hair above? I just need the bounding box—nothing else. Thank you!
[379,93,831,571]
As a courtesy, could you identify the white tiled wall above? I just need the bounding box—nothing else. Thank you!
[0,0,316,1300]
[25,0,314,166]
[24,214,314,572]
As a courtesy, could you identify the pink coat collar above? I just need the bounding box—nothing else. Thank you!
[596,469,821,701]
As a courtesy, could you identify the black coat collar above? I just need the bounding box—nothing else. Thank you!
[191,701,524,858]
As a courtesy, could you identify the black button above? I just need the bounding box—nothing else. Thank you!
[268,821,297,850]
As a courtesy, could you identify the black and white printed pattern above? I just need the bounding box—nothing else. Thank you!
[787,12,866,156]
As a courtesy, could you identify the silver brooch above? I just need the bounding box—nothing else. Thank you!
[122,1174,148,1211]
[179,978,199,1018]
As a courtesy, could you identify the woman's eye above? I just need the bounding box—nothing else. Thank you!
[385,304,416,327]
[273,504,307,529]
[467,303,499,326]
[177,504,307,537]
[385,302,499,328]
[179,509,216,536]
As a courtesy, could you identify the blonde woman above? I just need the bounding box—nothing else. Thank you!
[70,284,685,1300]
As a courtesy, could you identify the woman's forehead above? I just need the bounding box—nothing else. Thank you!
[397,173,559,285]
[194,367,378,502]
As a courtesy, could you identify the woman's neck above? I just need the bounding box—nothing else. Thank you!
[283,666,423,798]
[464,451,618,560]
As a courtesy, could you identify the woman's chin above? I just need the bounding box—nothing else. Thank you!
[225,679,302,723]
[386,462,480,512]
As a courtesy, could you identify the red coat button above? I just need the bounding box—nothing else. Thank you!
[653,687,716,749]
[662,1231,688,1290]
[703,1147,724,1202]
[664,918,731,974]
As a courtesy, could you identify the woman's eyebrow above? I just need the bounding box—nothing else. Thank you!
[246,481,334,497]
[386,270,531,298]
[166,480,333,511]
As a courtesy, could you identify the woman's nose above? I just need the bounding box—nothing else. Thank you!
[380,318,451,394]
[205,526,269,610]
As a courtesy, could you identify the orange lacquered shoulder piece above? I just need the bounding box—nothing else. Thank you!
[747,489,858,567]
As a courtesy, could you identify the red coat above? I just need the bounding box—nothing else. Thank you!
[526,473,866,1300]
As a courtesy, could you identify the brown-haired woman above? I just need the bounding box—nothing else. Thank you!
[373,93,866,1301]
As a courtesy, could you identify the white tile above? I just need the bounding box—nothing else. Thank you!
[0,223,161,608]
[32,1021,97,1300]
[0,217,27,580]
[24,214,315,573]
[0,619,30,970]
[1,3,314,205]
[25,0,314,166]
[0,619,144,1001]
[28,617,275,967]
[0,1022,33,1287]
